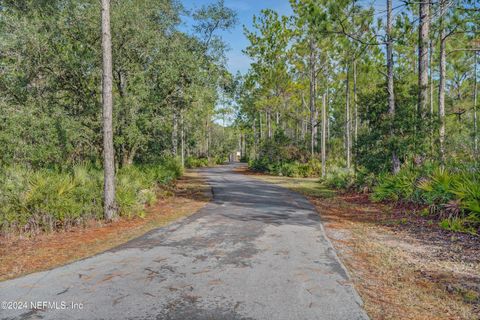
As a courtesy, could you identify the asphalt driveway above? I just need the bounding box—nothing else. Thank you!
[0,164,368,320]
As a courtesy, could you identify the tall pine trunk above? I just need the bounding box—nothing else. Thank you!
[259,112,263,140]
[253,116,258,156]
[353,60,358,143]
[267,110,272,139]
[418,0,430,119]
[429,39,435,155]
[172,109,178,156]
[180,112,185,168]
[309,39,316,157]
[101,0,116,220]
[438,0,446,164]
[321,93,327,178]
[387,0,400,173]
[473,51,478,158]
[346,63,351,169]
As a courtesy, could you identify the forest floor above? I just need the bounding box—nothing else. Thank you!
[236,167,480,320]
[0,171,211,282]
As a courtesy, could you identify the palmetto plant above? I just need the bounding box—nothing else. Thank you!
[0,159,183,234]
[371,168,419,203]
[452,173,480,221]
[417,167,456,206]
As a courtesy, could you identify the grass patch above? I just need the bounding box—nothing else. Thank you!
[237,168,334,198]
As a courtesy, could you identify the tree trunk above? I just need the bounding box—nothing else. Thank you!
[180,112,185,168]
[387,0,400,173]
[172,109,178,156]
[429,39,435,155]
[438,0,446,164]
[309,39,316,157]
[127,144,138,166]
[204,115,208,156]
[326,87,330,142]
[253,116,258,155]
[205,116,209,157]
[301,93,306,142]
[474,51,478,158]
[101,0,116,221]
[353,60,358,143]
[346,63,351,169]
[418,0,430,119]
[321,93,327,178]
[241,133,244,159]
[259,112,263,140]
[267,111,272,139]
[207,124,211,157]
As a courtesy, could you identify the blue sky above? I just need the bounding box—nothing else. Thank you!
[181,0,294,75]
[180,0,404,75]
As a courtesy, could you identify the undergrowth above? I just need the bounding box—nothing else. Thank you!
[185,156,226,168]
[371,163,480,234]
[0,158,183,234]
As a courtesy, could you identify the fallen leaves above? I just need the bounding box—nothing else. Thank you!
[0,171,211,281]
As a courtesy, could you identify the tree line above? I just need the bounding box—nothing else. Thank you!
[236,0,479,176]
[0,0,238,223]
[235,0,479,234]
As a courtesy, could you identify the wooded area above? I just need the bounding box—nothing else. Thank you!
[0,0,479,235]
[0,0,238,231]
[237,0,479,234]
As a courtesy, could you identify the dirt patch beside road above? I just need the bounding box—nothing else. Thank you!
[0,171,211,282]
[240,168,480,320]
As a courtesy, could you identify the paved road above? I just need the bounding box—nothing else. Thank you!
[0,164,368,320]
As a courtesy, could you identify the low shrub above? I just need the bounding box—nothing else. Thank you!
[371,163,479,234]
[320,167,355,190]
[417,167,457,206]
[439,218,477,235]
[0,158,182,233]
[185,156,226,168]
[249,159,323,178]
[211,155,227,165]
[451,172,480,219]
[371,167,420,203]
[185,156,209,168]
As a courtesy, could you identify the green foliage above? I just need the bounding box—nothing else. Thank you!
[0,0,238,170]
[320,167,355,190]
[249,155,322,178]
[211,155,228,165]
[249,129,317,177]
[371,163,480,233]
[439,218,477,235]
[0,159,182,233]
[0,0,238,234]
[0,166,102,232]
[353,167,377,192]
[451,172,480,219]
[417,167,457,205]
[356,82,435,174]
[270,160,322,178]
[185,155,227,168]
[185,157,209,168]
[371,166,420,203]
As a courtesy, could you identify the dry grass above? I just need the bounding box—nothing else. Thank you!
[245,169,479,320]
[234,166,334,198]
[0,171,211,282]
